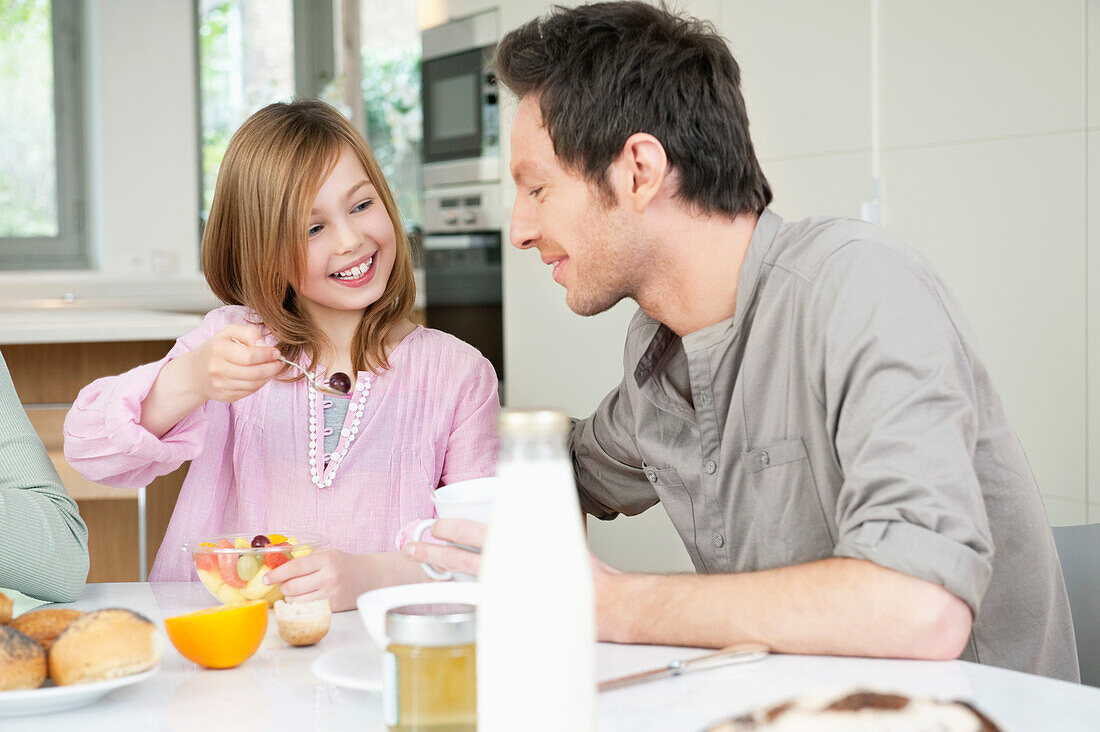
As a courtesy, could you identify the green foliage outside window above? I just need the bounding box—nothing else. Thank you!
[0,0,57,237]
[361,45,422,230]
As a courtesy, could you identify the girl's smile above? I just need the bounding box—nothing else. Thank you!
[329,252,377,286]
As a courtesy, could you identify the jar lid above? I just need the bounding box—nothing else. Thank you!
[497,408,570,436]
[385,603,476,646]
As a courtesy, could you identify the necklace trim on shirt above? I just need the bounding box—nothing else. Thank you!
[308,372,371,489]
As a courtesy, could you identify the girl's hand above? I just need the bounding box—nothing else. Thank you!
[140,324,282,437]
[186,324,283,403]
[264,549,371,612]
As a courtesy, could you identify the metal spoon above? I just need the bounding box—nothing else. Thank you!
[229,337,347,396]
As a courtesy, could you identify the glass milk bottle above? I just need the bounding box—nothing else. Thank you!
[477,409,595,731]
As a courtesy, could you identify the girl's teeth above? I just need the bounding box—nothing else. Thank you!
[333,257,373,279]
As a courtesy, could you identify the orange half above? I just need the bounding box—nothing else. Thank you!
[164,600,269,669]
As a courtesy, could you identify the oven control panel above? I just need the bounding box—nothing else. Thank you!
[422,183,501,234]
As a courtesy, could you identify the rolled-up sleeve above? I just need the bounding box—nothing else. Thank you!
[812,243,994,614]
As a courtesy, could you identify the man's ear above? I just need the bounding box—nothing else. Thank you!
[608,132,669,213]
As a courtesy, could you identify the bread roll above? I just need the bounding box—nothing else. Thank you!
[0,590,12,625]
[48,608,162,686]
[0,625,47,690]
[10,609,82,651]
[273,598,330,646]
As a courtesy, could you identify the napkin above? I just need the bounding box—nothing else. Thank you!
[1,587,50,617]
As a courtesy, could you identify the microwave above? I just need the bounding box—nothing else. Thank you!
[421,10,499,187]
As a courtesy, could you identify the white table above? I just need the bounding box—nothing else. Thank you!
[7,582,1100,730]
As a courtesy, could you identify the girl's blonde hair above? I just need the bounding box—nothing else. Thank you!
[203,99,416,376]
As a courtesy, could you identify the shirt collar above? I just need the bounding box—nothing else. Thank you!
[633,208,783,387]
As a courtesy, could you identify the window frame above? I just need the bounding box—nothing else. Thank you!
[0,0,88,270]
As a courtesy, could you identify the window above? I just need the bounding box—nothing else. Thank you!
[197,0,422,230]
[0,0,86,269]
[197,0,297,219]
[360,3,421,229]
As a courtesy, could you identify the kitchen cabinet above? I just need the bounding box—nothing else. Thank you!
[6,336,190,582]
[1,309,206,581]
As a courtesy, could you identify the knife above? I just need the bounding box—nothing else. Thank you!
[597,642,769,692]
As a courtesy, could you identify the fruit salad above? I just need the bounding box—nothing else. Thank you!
[184,532,328,606]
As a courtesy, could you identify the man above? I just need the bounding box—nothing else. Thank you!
[404,1,1078,681]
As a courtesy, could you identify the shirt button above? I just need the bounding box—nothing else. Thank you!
[713,532,725,547]
[759,451,770,467]
[703,459,717,474]
[645,469,658,483]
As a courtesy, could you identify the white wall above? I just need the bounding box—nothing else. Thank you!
[428,0,1099,573]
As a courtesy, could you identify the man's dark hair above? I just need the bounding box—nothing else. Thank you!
[494,1,772,217]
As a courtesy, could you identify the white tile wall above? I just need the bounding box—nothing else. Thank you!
[879,0,1085,149]
[1043,495,1089,526]
[882,133,1088,503]
[1089,0,1100,125]
[1090,130,1100,514]
[718,0,871,160]
[761,152,873,222]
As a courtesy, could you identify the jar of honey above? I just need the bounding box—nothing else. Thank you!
[383,603,476,731]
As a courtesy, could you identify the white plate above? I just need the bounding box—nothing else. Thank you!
[311,645,384,692]
[0,665,159,718]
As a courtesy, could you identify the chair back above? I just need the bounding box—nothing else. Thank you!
[1052,523,1100,686]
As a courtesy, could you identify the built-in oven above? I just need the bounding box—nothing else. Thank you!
[421,9,499,188]
[420,10,504,384]
[420,183,503,378]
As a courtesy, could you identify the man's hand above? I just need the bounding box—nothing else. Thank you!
[403,518,627,641]
[402,518,487,578]
[263,548,371,612]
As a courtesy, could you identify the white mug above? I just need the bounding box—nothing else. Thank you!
[412,476,498,581]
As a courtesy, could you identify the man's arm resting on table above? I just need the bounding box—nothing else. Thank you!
[598,556,973,660]
[403,520,973,661]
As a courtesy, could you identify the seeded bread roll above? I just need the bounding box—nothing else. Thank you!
[10,609,83,651]
[0,625,47,690]
[273,598,331,646]
[48,608,162,686]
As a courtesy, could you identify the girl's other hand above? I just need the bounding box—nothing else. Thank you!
[265,549,371,612]
[188,324,283,403]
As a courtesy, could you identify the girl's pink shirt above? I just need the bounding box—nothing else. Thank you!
[63,306,500,581]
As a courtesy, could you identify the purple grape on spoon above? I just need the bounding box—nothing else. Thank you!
[327,372,352,394]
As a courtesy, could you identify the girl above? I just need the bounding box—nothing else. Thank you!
[64,100,499,610]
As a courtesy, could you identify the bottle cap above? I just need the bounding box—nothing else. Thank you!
[385,603,476,647]
[497,408,571,436]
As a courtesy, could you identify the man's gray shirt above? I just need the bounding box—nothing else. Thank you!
[571,209,1078,681]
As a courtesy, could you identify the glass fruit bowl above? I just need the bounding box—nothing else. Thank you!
[183,531,328,606]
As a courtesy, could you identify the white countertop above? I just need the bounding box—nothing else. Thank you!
[4,582,1099,730]
[0,309,205,345]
